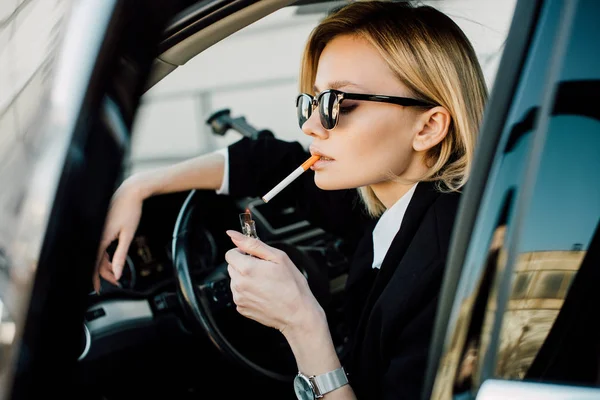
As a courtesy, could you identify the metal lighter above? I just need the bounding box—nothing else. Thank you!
[239,209,259,239]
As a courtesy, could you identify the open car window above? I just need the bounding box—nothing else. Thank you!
[126,0,517,178]
[3,1,539,398]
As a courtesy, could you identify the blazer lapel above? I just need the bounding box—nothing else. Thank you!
[344,219,377,293]
[374,181,439,286]
[349,182,440,355]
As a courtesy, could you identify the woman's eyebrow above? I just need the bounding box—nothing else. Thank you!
[313,80,364,93]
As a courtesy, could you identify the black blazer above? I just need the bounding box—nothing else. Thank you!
[228,137,461,400]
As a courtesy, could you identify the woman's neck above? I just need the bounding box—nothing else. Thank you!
[372,156,428,209]
[371,180,417,209]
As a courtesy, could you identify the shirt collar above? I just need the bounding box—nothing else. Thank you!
[371,183,418,269]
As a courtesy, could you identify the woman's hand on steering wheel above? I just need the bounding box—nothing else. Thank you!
[94,179,144,293]
[224,230,324,337]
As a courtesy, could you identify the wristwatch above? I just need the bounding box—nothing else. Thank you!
[293,366,349,399]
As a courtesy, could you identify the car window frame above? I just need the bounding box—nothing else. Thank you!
[426,0,600,398]
[423,0,544,396]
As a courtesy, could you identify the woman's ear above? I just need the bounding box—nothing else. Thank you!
[412,106,451,152]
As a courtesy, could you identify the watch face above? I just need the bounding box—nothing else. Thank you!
[293,374,316,400]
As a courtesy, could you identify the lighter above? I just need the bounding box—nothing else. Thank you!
[239,209,259,239]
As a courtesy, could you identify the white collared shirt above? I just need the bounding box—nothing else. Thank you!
[371,183,417,269]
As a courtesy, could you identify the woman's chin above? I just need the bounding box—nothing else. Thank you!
[314,176,354,191]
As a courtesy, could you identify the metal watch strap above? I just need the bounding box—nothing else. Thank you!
[311,366,349,397]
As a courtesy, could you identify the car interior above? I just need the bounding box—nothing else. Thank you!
[78,1,368,398]
[1,0,599,400]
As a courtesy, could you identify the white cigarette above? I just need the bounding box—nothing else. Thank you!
[262,155,320,203]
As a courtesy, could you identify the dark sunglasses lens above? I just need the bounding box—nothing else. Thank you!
[319,91,338,129]
[296,95,312,128]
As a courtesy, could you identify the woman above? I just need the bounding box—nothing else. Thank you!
[96,1,487,398]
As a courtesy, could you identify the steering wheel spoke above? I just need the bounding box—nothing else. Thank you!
[198,263,235,311]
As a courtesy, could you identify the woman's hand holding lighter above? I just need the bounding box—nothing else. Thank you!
[226,155,326,336]
[224,230,325,337]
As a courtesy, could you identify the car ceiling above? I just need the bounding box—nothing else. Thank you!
[144,0,346,91]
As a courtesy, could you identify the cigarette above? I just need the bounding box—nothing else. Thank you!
[262,155,320,203]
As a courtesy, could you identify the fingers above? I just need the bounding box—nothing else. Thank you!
[112,230,134,280]
[225,230,281,261]
[93,241,108,293]
[96,252,120,293]
[225,248,256,277]
[95,230,116,274]
[93,225,130,292]
[93,269,101,294]
[227,264,242,300]
[227,263,252,316]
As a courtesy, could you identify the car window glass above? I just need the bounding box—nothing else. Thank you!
[126,0,517,178]
[490,109,599,381]
[481,0,600,386]
[429,2,589,399]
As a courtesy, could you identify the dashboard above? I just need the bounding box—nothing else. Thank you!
[95,188,348,296]
[117,234,173,291]
[97,191,192,295]
[80,186,354,389]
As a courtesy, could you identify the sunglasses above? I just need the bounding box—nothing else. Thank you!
[296,89,436,130]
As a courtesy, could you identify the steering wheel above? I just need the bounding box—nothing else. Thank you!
[171,190,331,382]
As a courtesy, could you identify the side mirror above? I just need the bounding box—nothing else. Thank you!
[476,379,600,400]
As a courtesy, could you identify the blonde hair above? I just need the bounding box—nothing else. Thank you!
[299,1,488,217]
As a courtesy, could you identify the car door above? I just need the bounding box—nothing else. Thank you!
[424,0,600,399]
[0,1,197,398]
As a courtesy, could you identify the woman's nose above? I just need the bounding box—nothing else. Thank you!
[301,109,329,139]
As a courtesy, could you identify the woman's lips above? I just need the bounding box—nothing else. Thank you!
[310,157,334,170]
